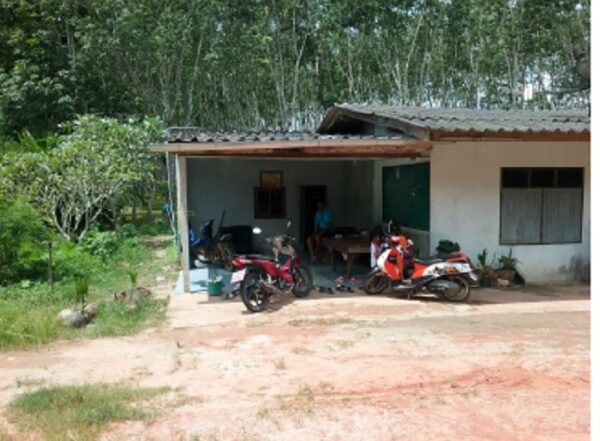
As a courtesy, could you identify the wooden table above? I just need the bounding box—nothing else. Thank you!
[321,236,370,278]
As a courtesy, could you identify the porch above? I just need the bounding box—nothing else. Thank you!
[152,131,432,292]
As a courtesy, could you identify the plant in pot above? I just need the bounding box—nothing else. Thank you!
[476,248,497,287]
[436,240,460,255]
[496,249,520,285]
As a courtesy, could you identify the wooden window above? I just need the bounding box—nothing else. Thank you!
[254,187,286,219]
[500,168,583,245]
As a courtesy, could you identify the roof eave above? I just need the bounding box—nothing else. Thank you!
[150,138,432,158]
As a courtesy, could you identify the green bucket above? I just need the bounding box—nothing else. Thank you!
[207,279,223,296]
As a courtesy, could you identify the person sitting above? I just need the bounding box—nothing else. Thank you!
[307,199,334,264]
[370,226,384,268]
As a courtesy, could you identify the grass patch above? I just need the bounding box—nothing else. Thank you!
[0,237,175,351]
[8,383,170,441]
[287,317,357,327]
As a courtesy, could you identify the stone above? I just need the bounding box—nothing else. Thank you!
[57,309,87,328]
[126,303,140,312]
[83,303,98,319]
[57,308,77,324]
[496,278,511,288]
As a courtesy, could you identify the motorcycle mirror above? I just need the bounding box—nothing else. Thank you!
[252,227,262,235]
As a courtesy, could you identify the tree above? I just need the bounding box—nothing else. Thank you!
[1,115,163,243]
[0,192,50,284]
[0,0,591,136]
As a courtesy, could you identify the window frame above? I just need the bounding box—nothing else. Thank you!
[254,187,286,219]
[499,167,584,245]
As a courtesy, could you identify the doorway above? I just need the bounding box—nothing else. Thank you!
[300,185,327,250]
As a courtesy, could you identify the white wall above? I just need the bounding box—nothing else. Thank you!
[187,158,373,246]
[429,141,590,282]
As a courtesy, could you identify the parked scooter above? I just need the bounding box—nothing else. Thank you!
[191,219,235,271]
[231,222,313,313]
[364,224,478,301]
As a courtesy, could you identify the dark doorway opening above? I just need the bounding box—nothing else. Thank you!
[300,185,327,250]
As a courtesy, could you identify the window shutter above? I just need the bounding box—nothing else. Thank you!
[542,189,582,243]
[500,189,542,244]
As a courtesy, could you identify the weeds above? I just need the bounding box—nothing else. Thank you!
[287,317,356,327]
[0,238,171,351]
[8,383,170,441]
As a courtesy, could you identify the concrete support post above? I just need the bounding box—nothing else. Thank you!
[176,155,191,292]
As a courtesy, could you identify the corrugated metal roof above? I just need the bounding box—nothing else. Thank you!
[324,104,590,135]
[165,127,412,143]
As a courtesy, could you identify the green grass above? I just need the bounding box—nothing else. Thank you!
[0,236,176,351]
[8,383,170,441]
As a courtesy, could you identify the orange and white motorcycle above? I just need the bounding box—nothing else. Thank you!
[364,240,478,302]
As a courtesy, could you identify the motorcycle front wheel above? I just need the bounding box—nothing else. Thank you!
[292,264,313,298]
[364,272,390,295]
[240,267,269,313]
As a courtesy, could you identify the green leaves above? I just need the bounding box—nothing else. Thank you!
[0,0,591,135]
[1,115,164,244]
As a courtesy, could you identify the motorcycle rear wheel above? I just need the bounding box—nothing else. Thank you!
[364,273,390,295]
[240,267,269,313]
[292,264,313,298]
[442,276,471,302]
[221,244,235,272]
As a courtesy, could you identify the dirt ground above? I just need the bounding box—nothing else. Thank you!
[0,283,589,441]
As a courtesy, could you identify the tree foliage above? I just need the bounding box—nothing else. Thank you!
[0,0,590,136]
[1,115,164,243]
[0,193,50,284]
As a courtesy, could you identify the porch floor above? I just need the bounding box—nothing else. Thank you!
[174,253,371,294]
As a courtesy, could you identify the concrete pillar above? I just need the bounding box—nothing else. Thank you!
[176,155,191,292]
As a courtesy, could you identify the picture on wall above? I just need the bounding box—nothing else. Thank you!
[260,170,283,187]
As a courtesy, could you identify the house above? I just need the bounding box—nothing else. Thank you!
[151,104,590,292]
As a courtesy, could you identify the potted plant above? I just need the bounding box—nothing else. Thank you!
[496,249,519,285]
[476,248,497,287]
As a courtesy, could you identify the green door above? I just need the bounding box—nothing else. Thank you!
[382,162,430,230]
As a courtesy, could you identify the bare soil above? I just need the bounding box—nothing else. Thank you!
[0,284,589,441]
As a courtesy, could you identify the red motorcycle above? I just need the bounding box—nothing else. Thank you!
[231,225,313,312]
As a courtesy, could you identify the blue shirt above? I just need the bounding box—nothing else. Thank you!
[315,208,334,230]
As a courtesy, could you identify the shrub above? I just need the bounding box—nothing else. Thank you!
[81,228,119,260]
[0,194,51,284]
[120,223,138,239]
[136,217,171,236]
[436,240,461,255]
[53,241,100,281]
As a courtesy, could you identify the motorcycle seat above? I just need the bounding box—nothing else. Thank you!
[245,254,277,262]
[414,256,443,265]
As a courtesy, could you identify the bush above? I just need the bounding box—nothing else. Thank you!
[136,217,171,236]
[81,228,119,260]
[120,223,138,239]
[53,241,101,281]
[436,240,461,255]
[0,194,51,284]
